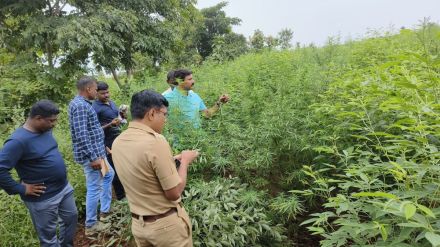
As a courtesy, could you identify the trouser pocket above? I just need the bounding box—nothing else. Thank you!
[176,204,192,237]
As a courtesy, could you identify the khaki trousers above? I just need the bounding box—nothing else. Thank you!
[131,205,192,247]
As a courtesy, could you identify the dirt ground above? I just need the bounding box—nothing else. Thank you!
[74,222,134,247]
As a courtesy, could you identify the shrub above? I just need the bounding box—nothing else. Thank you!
[183,178,287,246]
[302,24,440,246]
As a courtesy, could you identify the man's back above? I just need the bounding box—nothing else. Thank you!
[68,95,105,164]
[112,122,181,215]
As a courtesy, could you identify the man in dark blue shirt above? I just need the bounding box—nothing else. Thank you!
[92,82,126,201]
[0,100,78,247]
[68,76,115,236]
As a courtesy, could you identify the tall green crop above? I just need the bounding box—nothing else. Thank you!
[302,23,440,247]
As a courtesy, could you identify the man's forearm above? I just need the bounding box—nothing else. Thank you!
[204,102,221,118]
[175,163,189,196]
[102,122,113,129]
[0,168,25,196]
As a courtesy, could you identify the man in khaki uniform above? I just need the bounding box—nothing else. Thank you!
[112,89,198,247]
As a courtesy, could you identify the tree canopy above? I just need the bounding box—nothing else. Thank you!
[196,2,241,59]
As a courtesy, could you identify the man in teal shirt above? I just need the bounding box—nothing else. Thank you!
[163,69,229,129]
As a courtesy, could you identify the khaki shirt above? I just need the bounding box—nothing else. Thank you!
[112,121,181,215]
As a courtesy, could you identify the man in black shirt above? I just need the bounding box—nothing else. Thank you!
[92,82,126,201]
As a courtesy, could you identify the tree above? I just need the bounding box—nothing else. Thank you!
[265,36,279,50]
[0,0,200,88]
[277,28,294,49]
[249,29,265,51]
[209,33,248,62]
[0,0,86,107]
[0,0,85,70]
[196,2,241,59]
[64,0,196,87]
[166,1,204,67]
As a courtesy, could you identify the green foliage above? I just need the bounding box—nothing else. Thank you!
[197,50,325,188]
[196,2,241,59]
[0,0,204,88]
[270,193,305,221]
[265,35,279,50]
[0,49,77,135]
[0,191,39,246]
[277,28,294,49]
[64,0,191,84]
[249,29,266,51]
[209,33,248,63]
[302,23,440,246]
[249,28,294,51]
[183,178,287,246]
[164,1,204,68]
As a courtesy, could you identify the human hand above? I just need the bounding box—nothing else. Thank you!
[120,111,127,119]
[23,182,46,197]
[90,159,102,170]
[180,150,199,165]
[218,94,230,104]
[111,118,121,127]
[106,146,112,155]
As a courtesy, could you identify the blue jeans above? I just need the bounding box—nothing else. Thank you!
[83,158,115,228]
[24,183,78,247]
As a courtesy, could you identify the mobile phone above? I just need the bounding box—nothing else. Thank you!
[174,159,181,169]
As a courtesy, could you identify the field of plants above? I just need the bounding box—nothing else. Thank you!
[1,22,439,246]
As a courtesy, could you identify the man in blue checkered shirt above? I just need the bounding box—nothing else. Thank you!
[68,76,115,236]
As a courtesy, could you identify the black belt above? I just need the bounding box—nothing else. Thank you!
[131,208,177,222]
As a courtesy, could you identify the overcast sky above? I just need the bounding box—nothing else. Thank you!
[197,0,440,45]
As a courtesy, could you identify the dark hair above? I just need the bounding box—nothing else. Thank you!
[97,81,109,91]
[173,69,192,82]
[76,76,97,90]
[166,70,176,85]
[130,90,169,120]
[29,100,60,118]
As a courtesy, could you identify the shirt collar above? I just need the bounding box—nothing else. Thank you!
[76,95,93,104]
[173,88,193,97]
[128,121,156,135]
[95,100,111,106]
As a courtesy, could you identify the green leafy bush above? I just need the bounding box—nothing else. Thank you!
[0,190,39,246]
[183,178,287,247]
[302,23,440,246]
